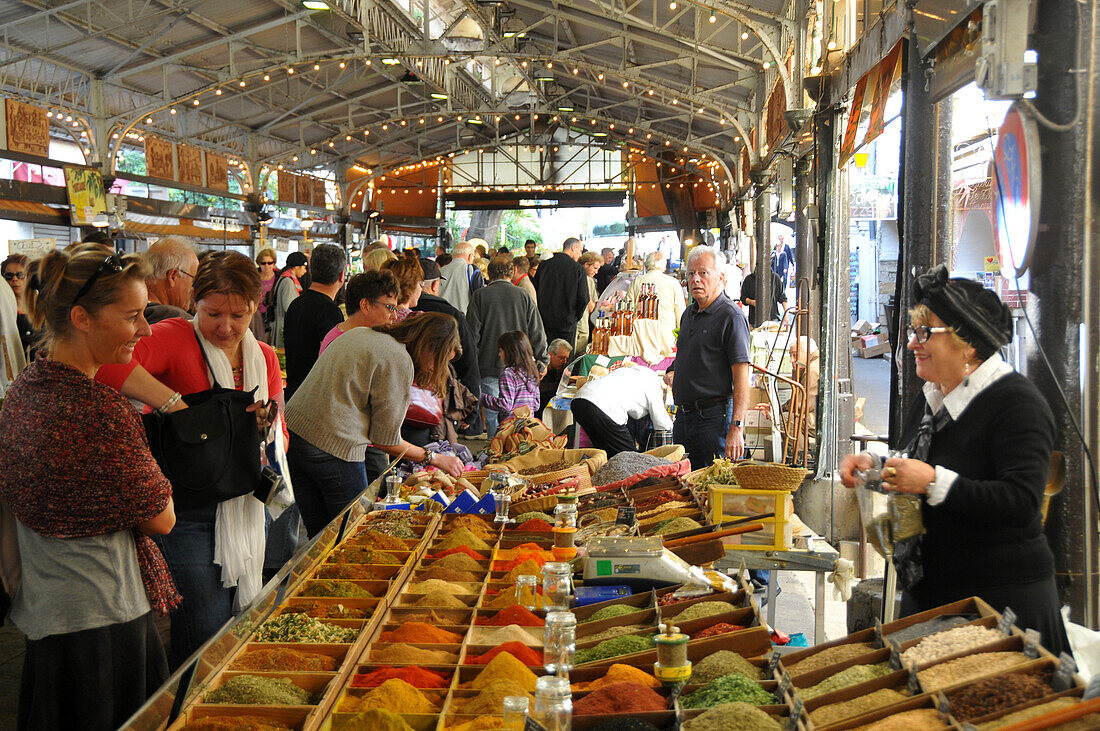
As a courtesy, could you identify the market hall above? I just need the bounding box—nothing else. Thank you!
[0,0,1099,728]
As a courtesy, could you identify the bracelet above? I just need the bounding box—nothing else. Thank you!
[417,450,434,469]
[158,392,183,414]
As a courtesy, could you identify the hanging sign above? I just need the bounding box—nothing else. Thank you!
[865,41,904,144]
[277,171,295,203]
[8,238,56,260]
[4,99,49,158]
[178,144,204,187]
[206,152,229,191]
[312,177,327,208]
[145,136,175,181]
[63,166,108,226]
[296,175,312,205]
[991,104,1040,279]
[839,76,868,166]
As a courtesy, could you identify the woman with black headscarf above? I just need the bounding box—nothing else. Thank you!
[839,265,1068,655]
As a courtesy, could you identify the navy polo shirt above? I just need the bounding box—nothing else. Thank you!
[671,292,751,404]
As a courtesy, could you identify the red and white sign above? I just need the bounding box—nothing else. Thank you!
[991,104,1041,279]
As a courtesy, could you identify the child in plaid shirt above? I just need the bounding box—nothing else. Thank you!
[480,330,541,424]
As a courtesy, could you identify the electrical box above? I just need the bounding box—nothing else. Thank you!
[975,0,1038,99]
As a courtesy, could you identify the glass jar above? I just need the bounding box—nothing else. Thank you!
[501,695,530,730]
[490,471,512,524]
[382,475,402,506]
[516,574,539,611]
[543,611,576,675]
[542,561,573,613]
[533,675,572,731]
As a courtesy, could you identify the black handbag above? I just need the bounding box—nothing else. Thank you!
[142,330,262,511]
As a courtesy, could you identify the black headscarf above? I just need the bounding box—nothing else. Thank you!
[913,264,1013,359]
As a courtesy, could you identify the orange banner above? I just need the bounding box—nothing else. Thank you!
[839,75,868,166]
[865,41,904,144]
[5,99,49,158]
[178,144,204,187]
[145,136,175,181]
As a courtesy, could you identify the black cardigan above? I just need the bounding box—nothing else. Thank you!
[898,372,1056,591]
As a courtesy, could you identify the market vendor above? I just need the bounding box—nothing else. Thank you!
[570,363,672,457]
[839,265,1069,656]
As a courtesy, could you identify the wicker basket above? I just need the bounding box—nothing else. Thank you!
[509,494,559,517]
[684,461,808,492]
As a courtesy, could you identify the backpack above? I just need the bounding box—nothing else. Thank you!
[262,277,284,329]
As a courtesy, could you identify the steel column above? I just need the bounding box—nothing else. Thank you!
[753,174,772,327]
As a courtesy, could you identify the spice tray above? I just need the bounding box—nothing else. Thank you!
[281,597,379,619]
[383,607,476,626]
[915,634,1053,694]
[349,664,456,688]
[363,642,461,665]
[168,705,314,730]
[394,594,481,608]
[808,692,954,730]
[576,624,773,669]
[577,606,659,639]
[405,581,486,594]
[569,710,679,731]
[455,644,543,668]
[571,589,658,620]
[785,646,903,702]
[943,659,1081,726]
[879,596,1004,640]
[323,548,415,565]
[229,643,353,672]
[680,702,790,727]
[330,686,448,715]
[292,578,393,598]
[308,562,405,581]
[203,670,339,703]
[958,682,1085,728]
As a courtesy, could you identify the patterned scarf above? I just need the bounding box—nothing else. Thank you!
[892,402,954,591]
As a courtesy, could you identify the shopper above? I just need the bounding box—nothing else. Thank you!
[319,270,400,354]
[0,273,27,397]
[574,251,600,353]
[255,248,278,336]
[625,250,687,337]
[283,243,346,399]
[740,267,786,324]
[480,330,541,426]
[438,240,485,313]
[380,256,423,322]
[142,237,198,324]
[97,251,284,664]
[839,265,1070,656]
[0,244,178,730]
[413,258,482,403]
[571,363,673,457]
[595,247,618,293]
[533,236,590,346]
[2,253,35,355]
[362,245,397,272]
[511,254,537,305]
[286,312,464,535]
[539,339,573,417]
[267,251,308,347]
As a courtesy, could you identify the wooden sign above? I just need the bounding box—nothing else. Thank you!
[63,166,107,226]
[178,144,204,187]
[312,178,326,208]
[145,136,175,181]
[206,152,229,191]
[295,175,311,206]
[8,238,56,260]
[766,78,787,149]
[5,99,49,158]
[277,171,295,203]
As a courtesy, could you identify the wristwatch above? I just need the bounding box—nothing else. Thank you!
[730,419,744,428]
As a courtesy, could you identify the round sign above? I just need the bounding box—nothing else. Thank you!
[991,104,1041,279]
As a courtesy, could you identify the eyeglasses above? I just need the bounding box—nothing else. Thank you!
[2,271,25,281]
[259,261,275,266]
[176,268,195,280]
[72,253,124,307]
[378,302,399,313]
[906,325,952,343]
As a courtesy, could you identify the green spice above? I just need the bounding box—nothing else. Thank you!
[798,663,892,700]
[329,546,401,565]
[681,702,781,731]
[692,651,763,684]
[648,517,703,536]
[254,612,359,643]
[512,511,554,524]
[299,580,373,598]
[206,675,315,705]
[583,605,641,623]
[575,634,655,664]
[583,624,649,643]
[674,601,737,623]
[682,673,774,709]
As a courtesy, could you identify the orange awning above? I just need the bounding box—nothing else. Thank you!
[123,218,251,240]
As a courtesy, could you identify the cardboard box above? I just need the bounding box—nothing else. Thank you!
[859,342,891,358]
[860,333,882,348]
[853,319,876,335]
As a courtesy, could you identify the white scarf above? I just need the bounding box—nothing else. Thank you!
[192,319,269,608]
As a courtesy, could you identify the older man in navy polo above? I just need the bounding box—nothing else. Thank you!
[664,245,751,468]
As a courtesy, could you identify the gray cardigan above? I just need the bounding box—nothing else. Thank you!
[466,279,549,379]
[285,327,413,461]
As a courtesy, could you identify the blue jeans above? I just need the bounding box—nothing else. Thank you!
[480,375,502,436]
[673,401,728,470]
[264,504,301,577]
[154,520,234,667]
[288,432,368,537]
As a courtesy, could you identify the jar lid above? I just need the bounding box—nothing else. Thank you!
[535,675,571,697]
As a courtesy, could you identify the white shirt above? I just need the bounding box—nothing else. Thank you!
[921,353,1015,505]
[573,364,673,431]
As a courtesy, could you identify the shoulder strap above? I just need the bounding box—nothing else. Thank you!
[192,327,224,390]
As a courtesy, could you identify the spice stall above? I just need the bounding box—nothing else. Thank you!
[119,456,1094,730]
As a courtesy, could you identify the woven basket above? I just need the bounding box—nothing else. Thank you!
[509,494,558,517]
[729,461,809,492]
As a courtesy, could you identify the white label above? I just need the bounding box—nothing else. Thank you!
[8,237,56,260]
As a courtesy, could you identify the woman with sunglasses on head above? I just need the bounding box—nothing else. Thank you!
[286,311,465,537]
[97,251,287,664]
[255,247,277,338]
[0,244,178,730]
[2,254,35,356]
[839,265,1068,655]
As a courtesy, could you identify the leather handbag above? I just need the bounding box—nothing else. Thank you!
[142,331,262,511]
[404,384,444,427]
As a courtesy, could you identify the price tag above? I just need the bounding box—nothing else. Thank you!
[776,674,792,701]
[615,506,636,525]
[1082,672,1100,700]
[1024,628,1041,658]
[766,650,782,676]
[1052,652,1078,692]
[649,588,659,610]
[887,639,902,670]
[874,619,885,648]
[961,723,980,731]
[785,701,803,731]
[936,692,952,717]
[998,607,1018,635]
[524,717,547,731]
[906,661,922,694]
[668,681,684,707]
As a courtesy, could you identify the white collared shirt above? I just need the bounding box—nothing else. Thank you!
[922,353,1015,505]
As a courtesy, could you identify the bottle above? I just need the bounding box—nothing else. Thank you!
[543,611,577,675]
[623,303,634,335]
[610,303,622,336]
[516,574,539,611]
[542,561,573,613]
[533,676,572,731]
[502,695,530,730]
[489,470,512,525]
[647,284,659,319]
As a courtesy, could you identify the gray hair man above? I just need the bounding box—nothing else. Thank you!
[438,240,485,313]
[143,236,199,323]
[663,245,750,466]
[539,338,574,417]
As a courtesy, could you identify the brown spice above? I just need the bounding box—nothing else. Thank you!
[435,527,492,552]
[428,553,486,572]
[349,529,411,551]
[851,708,945,730]
[917,652,1030,692]
[810,688,909,726]
[413,590,469,608]
[948,672,1053,721]
[229,647,338,672]
[784,642,875,677]
[370,644,458,665]
[378,622,463,644]
[181,718,292,730]
[447,515,500,540]
[417,566,481,583]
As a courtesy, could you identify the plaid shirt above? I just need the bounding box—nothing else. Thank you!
[481,366,540,419]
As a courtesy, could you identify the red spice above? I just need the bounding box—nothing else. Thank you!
[351,665,451,689]
[492,552,550,572]
[378,622,463,644]
[465,642,543,667]
[475,605,544,627]
[572,681,667,715]
[513,519,553,533]
[694,622,746,639]
[431,546,487,561]
[512,542,546,551]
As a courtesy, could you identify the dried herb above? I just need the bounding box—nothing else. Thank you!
[253,612,359,643]
[182,717,293,730]
[673,601,737,623]
[349,529,410,551]
[799,663,892,700]
[692,651,763,684]
[206,675,314,705]
[583,604,640,623]
[784,642,875,677]
[681,673,774,708]
[810,688,908,726]
[298,580,373,598]
[229,648,338,672]
[575,634,655,664]
[680,702,781,731]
